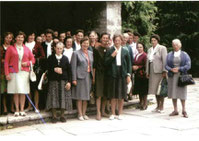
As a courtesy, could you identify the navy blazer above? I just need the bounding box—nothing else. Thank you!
[126,45,134,66]
[165,51,191,77]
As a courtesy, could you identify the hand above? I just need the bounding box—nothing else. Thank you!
[172,68,179,73]
[162,72,167,78]
[65,82,71,91]
[126,76,131,84]
[132,65,139,71]
[111,50,118,57]
[6,75,11,80]
[146,74,149,79]
[21,62,28,67]
[54,67,62,74]
[72,80,77,86]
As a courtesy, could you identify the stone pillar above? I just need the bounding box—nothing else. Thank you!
[106,2,121,38]
[94,2,121,37]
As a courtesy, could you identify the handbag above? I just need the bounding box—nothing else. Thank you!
[30,62,36,82]
[178,73,195,87]
[157,78,168,97]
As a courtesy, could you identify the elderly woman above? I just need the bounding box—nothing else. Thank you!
[133,42,148,110]
[46,42,72,123]
[0,32,14,115]
[146,34,167,113]
[105,34,131,120]
[71,37,93,121]
[165,39,191,118]
[4,31,35,116]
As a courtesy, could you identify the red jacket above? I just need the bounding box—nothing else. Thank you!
[4,44,35,75]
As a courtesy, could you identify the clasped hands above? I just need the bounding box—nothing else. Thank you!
[54,67,62,74]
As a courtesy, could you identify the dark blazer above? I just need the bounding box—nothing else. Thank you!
[165,51,191,77]
[47,54,71,82]
[71,49,93,81]
[41,41,54,71]
[105,46,132,78]
[126,44,134,65]
[41,41,53,59]
[134,52,147,70]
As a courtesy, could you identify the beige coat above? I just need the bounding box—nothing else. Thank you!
[146,44,167,75]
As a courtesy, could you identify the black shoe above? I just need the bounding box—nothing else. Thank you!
[51,117,58,123]
[60,117,67,122]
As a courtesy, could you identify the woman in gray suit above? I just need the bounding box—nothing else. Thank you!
[146,34,167,113]
[71,37,93,121]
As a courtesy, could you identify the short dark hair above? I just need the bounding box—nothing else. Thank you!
[100,32,110,40]
[80,37,89,45]
[113,34,123,42]
[15,31,26,39]
[45,29,54,35]
[133,32,141,37]
[137,42,145,50]
[64,36,73,45]
[150,34,160,42]
[76,29,84,35]
[3,32,14,45]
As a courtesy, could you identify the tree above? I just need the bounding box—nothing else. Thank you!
[122,1,158,48]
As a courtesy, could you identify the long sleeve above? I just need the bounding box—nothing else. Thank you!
[104,47,115,67]
[179,52,191,73]
[4,47,11,75]
[161,46,168,72]
[71,52,77,81]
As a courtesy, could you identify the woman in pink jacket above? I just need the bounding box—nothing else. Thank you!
[4,31,35,117]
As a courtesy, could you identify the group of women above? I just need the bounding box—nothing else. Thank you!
[0,30,191,124]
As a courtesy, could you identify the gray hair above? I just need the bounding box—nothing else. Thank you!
[56,42,64,48]
[123,33,129,38]
[172,39,182,48]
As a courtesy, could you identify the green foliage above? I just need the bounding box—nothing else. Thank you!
[122,1,158,48]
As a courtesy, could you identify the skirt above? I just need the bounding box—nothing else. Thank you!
[133,74,148,96]
[46,80,73,110]
[148,63,163,95]
[72,72,92,101]
[168,73,187,100]
[94,71,104,97]
[7,71,30,94]
[107,67,127,99]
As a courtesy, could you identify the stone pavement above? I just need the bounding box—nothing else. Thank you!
[0,78,199,137]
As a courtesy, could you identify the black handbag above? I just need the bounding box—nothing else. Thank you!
[178,73,195,87]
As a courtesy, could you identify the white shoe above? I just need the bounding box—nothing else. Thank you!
[14,112,20,117]
[158,110,165,113]
[35,109,40,113]
[109,115,115,120]
[117,115,123,120]
[151,108,158,112]
[20,111,27,116]
[83,115,89,120]
[78,116,84,121]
